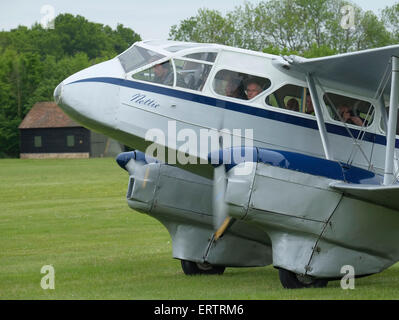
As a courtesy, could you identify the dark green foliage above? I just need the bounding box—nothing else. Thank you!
[0,14,141,157]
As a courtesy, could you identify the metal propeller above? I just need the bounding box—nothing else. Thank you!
[213,162,229,229]
[212,131,232,240]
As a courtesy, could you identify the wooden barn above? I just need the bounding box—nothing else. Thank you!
[19,102,123,159]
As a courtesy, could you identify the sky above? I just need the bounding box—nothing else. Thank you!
[0,0,399,40]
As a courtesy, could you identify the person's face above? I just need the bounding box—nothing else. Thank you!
[246,83,262,100]
[154,64,165,77]
[225,81,237,96]
[339,106,351,121]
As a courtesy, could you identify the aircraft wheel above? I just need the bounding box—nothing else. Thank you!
[278,269,328,289]
[181,260,225,275]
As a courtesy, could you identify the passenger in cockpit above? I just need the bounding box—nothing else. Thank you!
[225,79,241,98]
[305,93,315,115]
[338,104,364,126]
[154,61,173,86]
[245,80,262,100]
[286,98,299,112]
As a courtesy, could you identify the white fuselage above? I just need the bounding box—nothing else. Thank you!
[55,40,392,178]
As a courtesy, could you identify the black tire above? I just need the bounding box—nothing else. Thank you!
[278,268,328,289]
[181,260,225,275]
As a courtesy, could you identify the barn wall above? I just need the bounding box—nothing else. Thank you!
[20,153,89,159]
[20,127,90,154]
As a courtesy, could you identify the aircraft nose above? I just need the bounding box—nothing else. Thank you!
[53,57,125,134]
[54,81,63,105]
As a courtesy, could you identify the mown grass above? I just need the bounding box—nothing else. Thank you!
[1,158,398,299]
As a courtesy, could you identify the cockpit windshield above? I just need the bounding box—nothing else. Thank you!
[118,45,165,73]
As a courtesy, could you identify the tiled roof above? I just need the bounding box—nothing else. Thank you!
[19,102,81,129]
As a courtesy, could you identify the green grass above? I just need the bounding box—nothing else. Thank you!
[1,158,399,299]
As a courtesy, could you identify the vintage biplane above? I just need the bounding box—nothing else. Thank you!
[54,40,399,288]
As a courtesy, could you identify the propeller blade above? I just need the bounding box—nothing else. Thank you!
[212,164,228,231]
[212,108,230,236]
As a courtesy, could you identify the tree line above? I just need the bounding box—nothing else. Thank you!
[169,0,399,57]
[0,14,140,157]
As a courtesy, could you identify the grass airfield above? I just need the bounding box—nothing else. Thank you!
[1,158,399,300]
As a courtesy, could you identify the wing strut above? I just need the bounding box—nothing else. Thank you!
[306,74,333,160]
[378,96,399,177]
[384,56,399,185]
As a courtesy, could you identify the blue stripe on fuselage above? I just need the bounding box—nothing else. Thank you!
[69,77,390,147]
[122,147,382,185]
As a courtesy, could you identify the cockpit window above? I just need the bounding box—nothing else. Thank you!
[266,84,313,115]
[323,92,374,127]
[213,70,271,100]
[132,60,174,87]
[183,52,217,63]
[118,46,165,73]
[174,59,212,91]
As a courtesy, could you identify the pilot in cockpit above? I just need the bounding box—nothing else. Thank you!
[154,61,173,86]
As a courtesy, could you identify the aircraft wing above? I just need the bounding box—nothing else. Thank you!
[276,44,399,98]
[330,182,399,211]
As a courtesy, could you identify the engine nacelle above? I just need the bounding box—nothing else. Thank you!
[116,151,272,267]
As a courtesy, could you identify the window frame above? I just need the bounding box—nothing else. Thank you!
[264,81,319,119]
[322,91,376,129]
[118,45,166,74]
[211,68,272,102]
[129,57,176,87]
[129,49,220,93]
[173,57,214,92]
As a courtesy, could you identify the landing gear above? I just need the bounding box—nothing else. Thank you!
[181,260,225,275]
[278,268,328,289]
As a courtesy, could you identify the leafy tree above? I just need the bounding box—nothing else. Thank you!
[381,3,399,43]
[225,2,267,50]
[169,0,394,55]
[169,8,234,44]
[354,10,392,50]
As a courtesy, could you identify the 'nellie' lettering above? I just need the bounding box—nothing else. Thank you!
[130,93,160,108]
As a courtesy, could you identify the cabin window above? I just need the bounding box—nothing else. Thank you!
[266,84,314,115]
[119,46,165,73]
[174,59,213,91]
[323,93,374,127]
[132,60,174,87]
[213,70,271,100]
[34,136,42,148]
[67,135,75,147]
